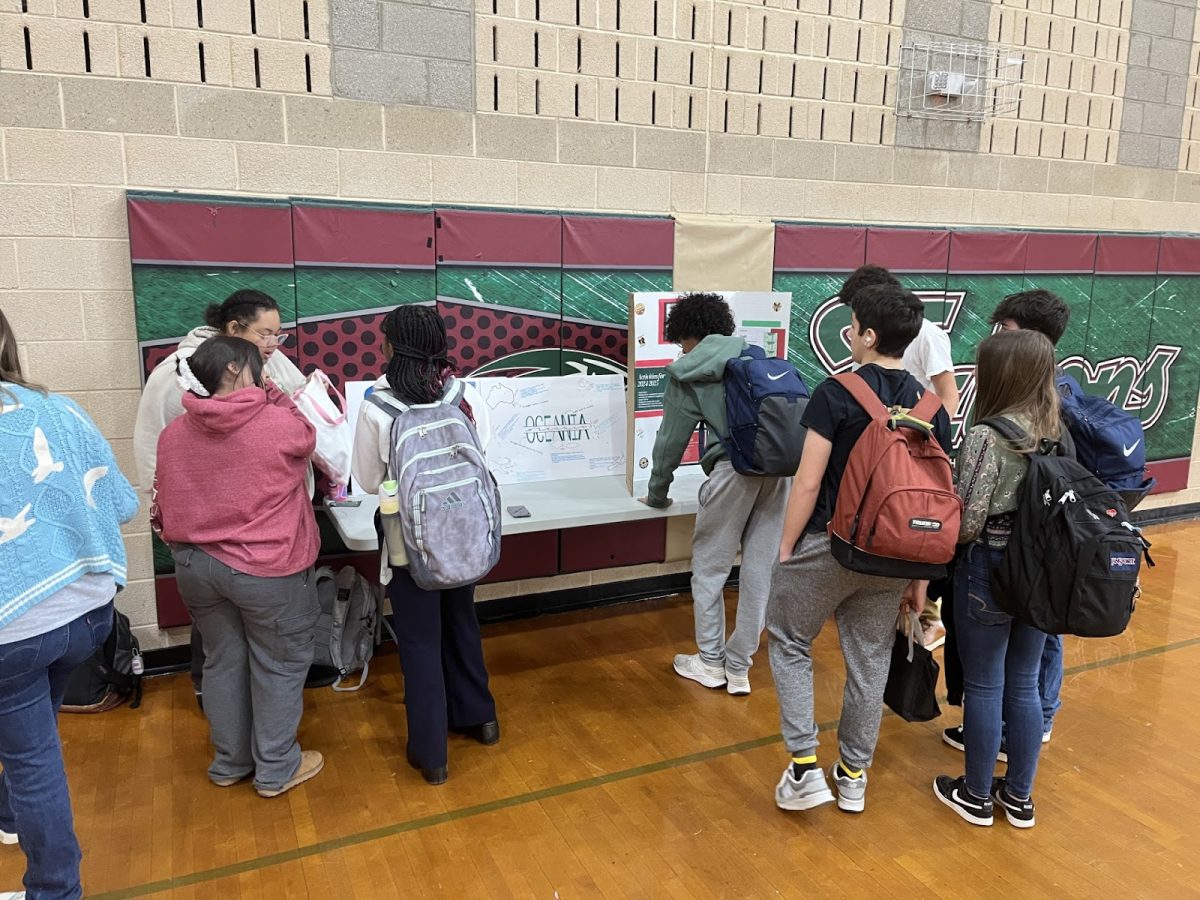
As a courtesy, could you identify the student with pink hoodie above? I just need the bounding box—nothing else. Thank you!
[152,336,323,799]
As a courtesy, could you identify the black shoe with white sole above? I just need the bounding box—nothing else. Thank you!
[933,775,994,826]
[942,725,965,752]
[991,778,1036,828]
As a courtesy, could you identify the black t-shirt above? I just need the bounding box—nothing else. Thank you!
[801,364,953,534]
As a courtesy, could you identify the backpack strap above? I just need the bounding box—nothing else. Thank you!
[441,377,464,406]
[368,388,408,419]
[908,389,944,428]
[833,372,891,422]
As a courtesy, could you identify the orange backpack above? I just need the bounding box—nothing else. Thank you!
[827,373,962,580]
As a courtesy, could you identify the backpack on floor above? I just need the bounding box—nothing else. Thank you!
[61,607,144,713]
[313,565,393,692]
[369,379,502,591]
[983,417,1153,637]
[1056,373,1155,507]
[721,344,810,476]
[827,373,962,580]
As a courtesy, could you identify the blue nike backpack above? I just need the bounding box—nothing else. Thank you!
[721,345,810,476]
[1056,373,1155,506]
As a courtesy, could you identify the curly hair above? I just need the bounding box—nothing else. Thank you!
[990,289,1070,346]
[837,264,901,306]
[663,292,736,343]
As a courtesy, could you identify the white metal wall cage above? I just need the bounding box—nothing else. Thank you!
[897,39,1025,122]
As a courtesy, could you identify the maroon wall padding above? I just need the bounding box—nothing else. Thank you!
[1147,458,1190,493]
[1157,237,1200,274]
[435,209,562,265]
[948,231,1028,274]
[296,311,388,392]
[480,531,560,584]
[1024,232,1098,273]
[774,224,867,272]
[560,321,629,366]
[128,198,293,266]
[559,520,667,574]
[562,216,673,268]
[292,204,436,268]
[1095,235,1161,274]
[864,228,951,273]
[154,575,188,628]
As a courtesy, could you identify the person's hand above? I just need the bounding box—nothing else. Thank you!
[901,580,928,615]
[637,496,672,508]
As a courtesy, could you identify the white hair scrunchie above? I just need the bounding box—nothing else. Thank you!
[176,355,211,398]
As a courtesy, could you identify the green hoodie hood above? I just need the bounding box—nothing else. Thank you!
[667,334,747,383]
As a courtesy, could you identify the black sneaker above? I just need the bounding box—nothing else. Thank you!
[933,775,994,826]
[991,778,1036,828]
[942,726,965,752]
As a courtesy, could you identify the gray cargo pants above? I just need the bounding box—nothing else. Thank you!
[173,546,319,793]
[690,461,790,675]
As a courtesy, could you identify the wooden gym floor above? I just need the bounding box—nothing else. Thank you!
[3,520,1200,899]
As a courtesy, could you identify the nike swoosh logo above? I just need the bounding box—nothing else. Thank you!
[1123,439,1141,457]
[767,372,788,381]
[951,789,985,810]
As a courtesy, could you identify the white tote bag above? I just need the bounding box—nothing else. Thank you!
[292,370,353,491]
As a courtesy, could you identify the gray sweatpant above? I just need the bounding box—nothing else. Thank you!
[690,461,790,675]
[173,546,319,793]
[767,533,906,770]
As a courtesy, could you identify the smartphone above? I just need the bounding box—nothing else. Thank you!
[507,505,532,518]
[327,499,363,507]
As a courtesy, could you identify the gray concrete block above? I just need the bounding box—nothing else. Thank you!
[559,121,635,167]
[427,59,473,109]
[332,48,429,105]
[1121,101,1145,134]
[1128,33,1153,68]
[1115,133,1175,170]
[1124,68,1169,103]
[1159,141,1183,169]
[774,138,836,180]
[177,86,285,143]
[386,0,472,8]
[476,114,557,162]
[924,118,983,153]
[62,78,176,136]
[894,118,928,149]
[635,127,707,172]
[1147,36,1191,74]
[0,73,63,128]
[331,0,381,50]
[903,0,963,36]
[1176,172,1200,203]
[959,0,992,41]
[286,96,383,150]
[1174,8,1197,40]
[1131,0,1180,38]
[1140,101,1185,138]
[708,133,773,176]
[381,3,471,61]
[386,104,473,155]
[1166,73,1190,103]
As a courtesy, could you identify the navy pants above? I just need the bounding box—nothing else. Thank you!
[387,568,497,770]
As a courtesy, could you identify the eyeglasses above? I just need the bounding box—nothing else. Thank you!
[242,327,290,346]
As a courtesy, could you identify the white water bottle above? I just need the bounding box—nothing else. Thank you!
[379,480,406,566]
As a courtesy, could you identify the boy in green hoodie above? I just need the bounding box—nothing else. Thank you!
[640,293,790,696]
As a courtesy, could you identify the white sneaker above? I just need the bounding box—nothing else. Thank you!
[672,654,727,689]
[830,762,867,813]
[775,765,835,811]
[0,829,15,845]
[725,668,751,695]
[0,891,26,899]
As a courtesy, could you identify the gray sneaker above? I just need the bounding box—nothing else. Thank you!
[673,653,727,689]
[830,762,867,813]
[775,765,835,811]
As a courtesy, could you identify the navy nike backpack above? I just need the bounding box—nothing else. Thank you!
[721,344,810,476]
[1056,373,1155,506]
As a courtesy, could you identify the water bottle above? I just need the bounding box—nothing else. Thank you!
[379,480,406,567]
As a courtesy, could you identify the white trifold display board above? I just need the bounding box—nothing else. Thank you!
[346,375,627,488]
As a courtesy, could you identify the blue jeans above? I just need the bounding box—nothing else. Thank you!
[954,545,1047,800]
[1040,634,1063,731]
[0,602,114,900]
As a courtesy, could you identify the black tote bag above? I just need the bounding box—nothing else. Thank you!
[884,612,941,723]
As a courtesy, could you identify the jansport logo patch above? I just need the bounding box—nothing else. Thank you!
[1109,554,1139,573]
[909,517,943,532]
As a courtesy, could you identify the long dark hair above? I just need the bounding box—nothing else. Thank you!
[203,289,279,332]
[381,306,452,404]
[0,308,45,404]
[185,336,264,396]
[974,330,1061,453]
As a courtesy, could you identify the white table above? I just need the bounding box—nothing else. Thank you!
[324,469,708,553]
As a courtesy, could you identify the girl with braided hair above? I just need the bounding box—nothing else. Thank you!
[352,305,498,786]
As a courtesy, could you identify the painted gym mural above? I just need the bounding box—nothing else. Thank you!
[127,193,1200,625]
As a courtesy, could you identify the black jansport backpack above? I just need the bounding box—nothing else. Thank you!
[983,417,1153,638]
[61,607,144,713]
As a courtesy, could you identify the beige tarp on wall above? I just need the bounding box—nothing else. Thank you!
[672,214,777,292]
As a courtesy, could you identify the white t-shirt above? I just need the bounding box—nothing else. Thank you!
[901,319,954,391]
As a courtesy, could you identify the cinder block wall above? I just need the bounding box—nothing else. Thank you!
[3,0,1200,648]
